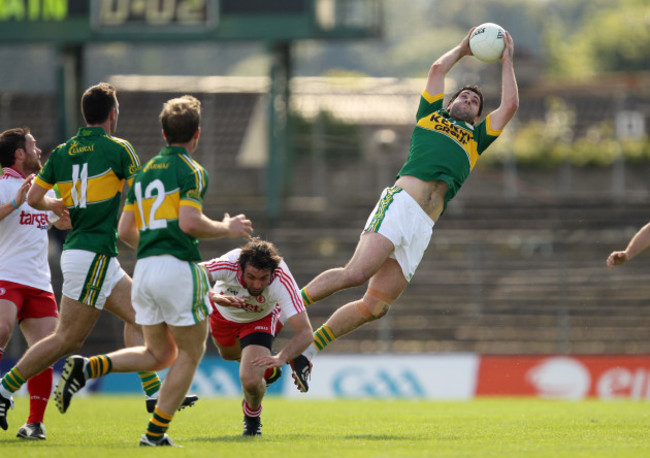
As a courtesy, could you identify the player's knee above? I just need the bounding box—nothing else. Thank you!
[60,336,85,354]
[0,320,13,341]
[147,347,176,370]
[372,302,391,319]
[357,295,392,321]
[240,372,263,393]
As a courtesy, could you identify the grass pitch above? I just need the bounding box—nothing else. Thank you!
[0,396,648,457]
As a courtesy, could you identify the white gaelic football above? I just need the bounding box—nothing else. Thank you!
[469,23,505,63]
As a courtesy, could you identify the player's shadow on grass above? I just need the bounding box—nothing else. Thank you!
[343,434,427,441]
[194,435,272,442]
[193,434,427,443]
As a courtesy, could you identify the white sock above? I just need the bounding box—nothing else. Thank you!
[0,384,12,399]
[304,343,318,361]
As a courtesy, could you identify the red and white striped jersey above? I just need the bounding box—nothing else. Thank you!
[0,167,57,292]
[203,248,305,324]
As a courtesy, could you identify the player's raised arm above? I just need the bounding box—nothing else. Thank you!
[486,30,519,131]
[425,28,474,96]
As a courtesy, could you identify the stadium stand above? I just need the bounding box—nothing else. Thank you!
[1,75,649,358]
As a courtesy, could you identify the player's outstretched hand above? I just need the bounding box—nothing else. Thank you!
[222,212,253,238]
[50,198,68,218]
[53,209,72,230]
[251,354,285,369]
[606,251,629,269]
[209,291,247,309]
[501,30,514,63]
[460,27,474,56]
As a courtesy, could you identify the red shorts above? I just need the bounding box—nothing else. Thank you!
[0,280,58,322]
[209,306,280,348]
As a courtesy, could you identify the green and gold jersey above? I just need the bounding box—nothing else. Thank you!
[123,146,207,262]
[397,91,502,205]
[35,127,141,256]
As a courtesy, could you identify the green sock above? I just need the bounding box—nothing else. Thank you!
[139,372,162,397]
[313,324,336,351]
[1,366,26,393]
[146,407,173,442]
[300,288,314,307]
[87,355,112,378]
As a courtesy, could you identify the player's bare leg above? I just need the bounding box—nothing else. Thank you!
[103,275,144,347]
[324,258,407,339]
[104,275,173,408]
[293,251,407,393]
[240,344,268,436]
[0,299,19,351]
[301,232,394,305]
[136,319,207,446]
[148,320,208,415]
[15,296,99,379]
[240,345,269,408]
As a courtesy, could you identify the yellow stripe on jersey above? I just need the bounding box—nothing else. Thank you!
[178,153,206,195]
[33,175,53,190]
[485,113,503,137]
[180,199,202,210]
[134,190,181,230]
[106,136,140,174]
[56,169,125,207]
[422,90,444,104]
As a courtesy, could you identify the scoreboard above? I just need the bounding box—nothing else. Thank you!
[94,0,213,29]
[0,0,382,218]
[0,0,382,43]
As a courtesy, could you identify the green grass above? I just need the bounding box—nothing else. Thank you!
[1,396,648,457]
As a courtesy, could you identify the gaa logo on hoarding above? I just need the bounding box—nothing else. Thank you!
[332,367,425,398]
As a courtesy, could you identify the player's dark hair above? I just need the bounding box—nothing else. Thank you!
[81,82,117,125]
[0,127,29,168]
[160,95,201,144]
[447,85,484,118]
[238,237,282,274]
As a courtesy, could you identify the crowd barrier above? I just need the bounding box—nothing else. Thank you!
[5,354,648,400]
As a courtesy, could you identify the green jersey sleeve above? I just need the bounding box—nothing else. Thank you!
[178,155,207,211]
[416,91,444,120]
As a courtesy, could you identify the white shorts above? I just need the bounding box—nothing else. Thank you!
[364,186,434,282]
[60,249,127,310]
[132,255,211,327]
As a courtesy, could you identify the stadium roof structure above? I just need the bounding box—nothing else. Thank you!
[0,0,382,43]
[109,75,423,125]
[0,0,384,218]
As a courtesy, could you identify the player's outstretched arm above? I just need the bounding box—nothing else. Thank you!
[179,207,253,239]
[488,30,519,131]
[607,222,650,269]
[27,181,68,218]
[425,28,474,96]
[251,311,313,368]
[208,290,247,309]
